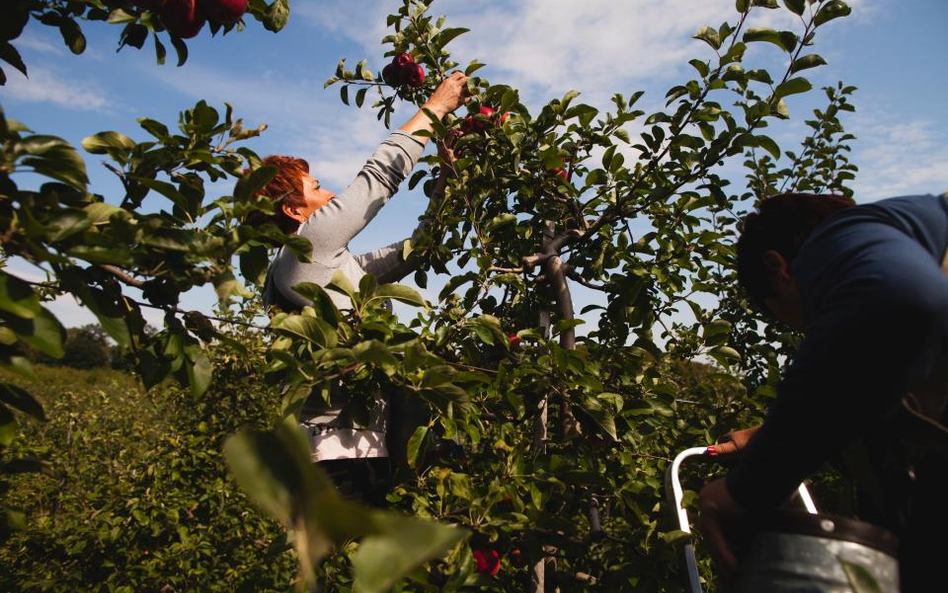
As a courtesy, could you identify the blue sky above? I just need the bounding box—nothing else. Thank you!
[2,0,946,328]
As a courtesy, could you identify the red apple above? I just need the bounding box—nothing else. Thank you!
[161,0,206,39]
[393,52,414,67]
[462,106,497,134]
[508,335,521,351]
[472,548,501,576]
[510,549,527,567]
[499,111,511,125]
[400,62,425,87]
[382,63,400,86]
[201,0,247,24]
[550,166,569,180]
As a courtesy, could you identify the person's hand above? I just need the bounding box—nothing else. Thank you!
[710,424,761,456]
[697,477,745,582]
[424,71,469,118]
[437,129,461,166]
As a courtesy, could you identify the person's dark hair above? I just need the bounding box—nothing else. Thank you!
[239,155,310,234]
[737,192,855,308]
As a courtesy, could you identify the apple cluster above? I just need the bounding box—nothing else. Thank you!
[132,0,248,39]
[381,53,426,88]
[461,106,509,134]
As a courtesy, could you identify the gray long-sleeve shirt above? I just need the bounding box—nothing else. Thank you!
[263,130,426,312]
[262,130,426,461]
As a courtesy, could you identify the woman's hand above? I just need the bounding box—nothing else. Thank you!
[711,424,761,456]
[424,71,470,118]
[400,72,470,142]
[697,477,745,582]
[437,129,461,166]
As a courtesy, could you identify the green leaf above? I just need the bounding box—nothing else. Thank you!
[264,0,290,32]
[406,425,428,469]
[736,0,750,12]
[814,1,851,27]
[351,513,467,593]
[4,306,65,358]
[365,284,426,309]
[433,27,469,48]
[59,19,86,55]
[464,60,485,76]
[289,282,342,327]
[0,383,44,421]
[326,270,357,304]
[756,135,781,159]
[275,315,338,348]
[579,396,618,441]
[239,245,270,287]
[783,0,806,15]
[81,131,136,155]
[790,54,827,74]
[46,210,91,242]
[352,340,398,370]
[132,176,191,213]
[742,28,798,53]
[0,271,40,319]
[693,26,721,50]
[170,35,188,67]
[0,41,27,77]
[774,77,812,99]
[59,268,133,348]
[840,559,884,593]
[711,346,742,366]
[234,165,277,202]
[186,348,212,397]
[224,418,342,583]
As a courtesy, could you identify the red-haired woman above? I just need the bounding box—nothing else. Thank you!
[248,72,468,505]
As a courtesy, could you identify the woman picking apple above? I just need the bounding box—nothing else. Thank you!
[244,71,468,505]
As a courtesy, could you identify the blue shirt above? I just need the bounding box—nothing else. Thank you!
[727,194,948,511]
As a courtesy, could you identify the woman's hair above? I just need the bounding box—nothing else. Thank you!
[737,192,855,307]
[241,155,310,234]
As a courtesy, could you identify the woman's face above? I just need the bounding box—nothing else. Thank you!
[283,172,336,222]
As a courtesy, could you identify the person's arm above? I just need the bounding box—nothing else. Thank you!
[354,131,460,284]
[297,73,469,259]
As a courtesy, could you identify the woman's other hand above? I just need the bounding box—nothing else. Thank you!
[437,129,461,166]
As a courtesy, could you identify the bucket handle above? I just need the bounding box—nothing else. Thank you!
[666,446,818,593]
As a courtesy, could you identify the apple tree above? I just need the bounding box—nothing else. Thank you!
[0,0,859,590]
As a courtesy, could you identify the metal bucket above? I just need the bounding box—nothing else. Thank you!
[732,511,900,593]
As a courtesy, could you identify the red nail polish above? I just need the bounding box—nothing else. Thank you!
[706,446,718,455]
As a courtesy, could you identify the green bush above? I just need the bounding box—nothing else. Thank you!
[0,339,299,592]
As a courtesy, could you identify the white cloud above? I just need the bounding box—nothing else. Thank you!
[0,66,110,112]
[851,115,948,202]
[13,31,64,55]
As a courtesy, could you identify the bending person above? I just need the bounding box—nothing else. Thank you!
[697,192,948,592]
[245,72,468,505]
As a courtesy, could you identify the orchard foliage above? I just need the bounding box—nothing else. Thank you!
[0,0,288,82]
[0,0,860,591]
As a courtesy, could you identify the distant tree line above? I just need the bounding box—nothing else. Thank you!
[28,324,155,370]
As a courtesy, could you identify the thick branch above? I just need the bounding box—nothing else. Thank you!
[100,264,144,288]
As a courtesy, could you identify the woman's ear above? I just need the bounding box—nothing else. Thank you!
[281,201,307,224]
